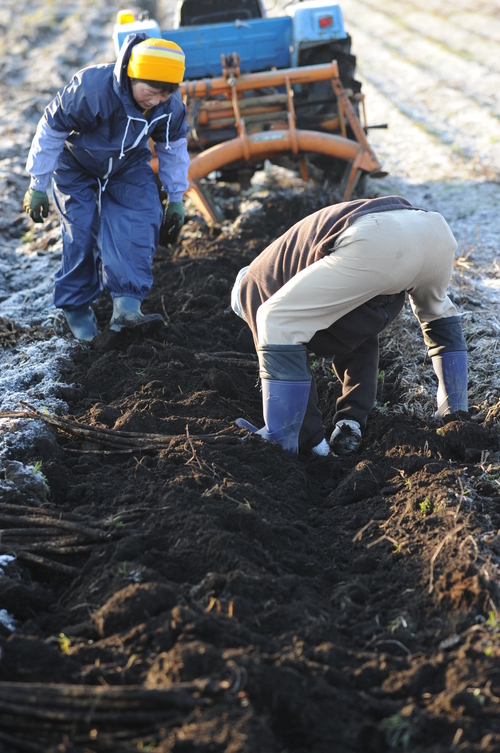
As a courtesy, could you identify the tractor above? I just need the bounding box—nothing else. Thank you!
[113,0,386,224]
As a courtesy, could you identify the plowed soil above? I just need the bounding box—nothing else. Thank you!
[2,183,500,753]
[2,1,500,752]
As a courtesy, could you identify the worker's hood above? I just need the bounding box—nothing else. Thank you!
[113,32,148,111]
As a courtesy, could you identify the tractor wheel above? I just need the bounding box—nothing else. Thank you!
[294,36,360,120]
[295,37,364,190]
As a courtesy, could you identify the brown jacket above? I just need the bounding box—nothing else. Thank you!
[239,196,420,344]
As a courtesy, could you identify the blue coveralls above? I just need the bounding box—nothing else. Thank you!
[25,34,190,310]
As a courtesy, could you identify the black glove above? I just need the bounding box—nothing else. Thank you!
[161,201,185,244]
[23,188,49,223]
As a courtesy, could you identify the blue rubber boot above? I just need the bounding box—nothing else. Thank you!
[431,351,468,417]
[109,296,163,333]
[64,306,99,342]
[236,378,311,455]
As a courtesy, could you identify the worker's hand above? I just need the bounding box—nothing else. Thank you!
[161,201,185,244]
[23,188,49,223]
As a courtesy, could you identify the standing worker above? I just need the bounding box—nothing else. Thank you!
[231,196,468,456]
[23,34,190,341]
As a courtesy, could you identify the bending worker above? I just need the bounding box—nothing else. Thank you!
[23,34,189,341]
[231,195,468,457]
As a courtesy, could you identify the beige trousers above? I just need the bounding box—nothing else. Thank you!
[256,209,459,346]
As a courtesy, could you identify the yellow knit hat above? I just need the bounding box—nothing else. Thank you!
[127,38,185,84]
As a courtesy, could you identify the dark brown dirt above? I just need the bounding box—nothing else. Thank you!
[1,186,500,753]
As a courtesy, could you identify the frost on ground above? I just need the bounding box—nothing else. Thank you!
[1,2,500,751]
[0,2,498,495]
[0,0,116,496]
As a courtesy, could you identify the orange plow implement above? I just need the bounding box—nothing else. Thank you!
[151,58,385,224]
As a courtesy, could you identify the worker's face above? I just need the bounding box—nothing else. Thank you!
[131,81,171,109]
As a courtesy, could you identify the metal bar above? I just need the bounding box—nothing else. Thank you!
[330,76,380,165]
[285,76,299,155]
[152,128,382,185]
[199,105,286,125]
[202,112,288,128]
[340,150,365,201]
[337,98,346,138]
[187,129,368,181]
[185,179,225,226]
[180,61,342,98]
[202,94,288,110]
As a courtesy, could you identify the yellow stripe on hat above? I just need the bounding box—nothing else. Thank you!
[137,47,184,60]
[127,38,185,83]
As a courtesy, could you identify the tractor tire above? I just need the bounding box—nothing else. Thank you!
[294,37,365,192]
[295,36,360,120]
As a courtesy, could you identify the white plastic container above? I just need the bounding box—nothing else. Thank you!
[112,13,162,56]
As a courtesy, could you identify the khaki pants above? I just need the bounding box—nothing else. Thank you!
[256,209,458,346]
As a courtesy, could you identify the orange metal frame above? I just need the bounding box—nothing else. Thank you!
[151,59,384,224]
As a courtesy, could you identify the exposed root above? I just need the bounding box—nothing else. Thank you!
[0,403,240,453]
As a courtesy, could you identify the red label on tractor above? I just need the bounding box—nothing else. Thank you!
[319,15,333,28]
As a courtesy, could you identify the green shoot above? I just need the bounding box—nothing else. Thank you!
[486,610,499,630]
[419,497,432,515]
[379,713,411,749]
[137,741,156,751]
[57,633,71,655]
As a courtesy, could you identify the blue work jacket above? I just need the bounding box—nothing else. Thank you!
[27,33,189,198]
